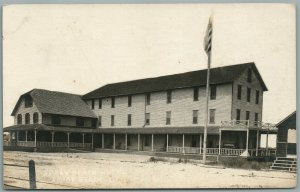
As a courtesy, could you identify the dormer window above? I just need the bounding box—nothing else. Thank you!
[17,114,22,125]
[24,96,33,108]
[247,68,252,83]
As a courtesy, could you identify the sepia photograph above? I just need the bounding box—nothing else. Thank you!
[2,3,297,189]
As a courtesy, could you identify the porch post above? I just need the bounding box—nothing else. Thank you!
[199,134,202,154]
[246,128,249,155]
[266,130,269,156]
[17,131,19,142]
[34,130,37,147]
[102,134,104,149]
[25,131,28,142]
[67,132,70,149]
[182,134,185,154]
[137,134,140,151]
[166,134,169,152]
[91,133,94,149]
[82,133,85,148]
[125,134,128,150]
[256,130,259,156]
[51,132,55,147]
[151,134,154,152]
[218,130,222,155]
[113,133,116,150]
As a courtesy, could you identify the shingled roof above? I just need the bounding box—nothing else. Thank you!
[83,62,267,99]
[11,89,97,118]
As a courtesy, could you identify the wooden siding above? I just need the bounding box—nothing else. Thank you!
[232,68,264,126]
[13,98,42,125]
[89,84,232,128]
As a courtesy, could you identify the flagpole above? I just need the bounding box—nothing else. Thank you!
[203,16,213,164]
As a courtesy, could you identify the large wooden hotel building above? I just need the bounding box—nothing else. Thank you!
[3,62,277,157]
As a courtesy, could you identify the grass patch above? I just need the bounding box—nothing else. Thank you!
[218,156,272,170]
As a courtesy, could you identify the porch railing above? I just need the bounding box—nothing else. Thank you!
[17,141,35,147]
[37,142,92,148]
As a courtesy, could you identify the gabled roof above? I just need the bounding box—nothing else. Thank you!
[11,89,97,118]
[83,62,268,99]
[276,111,296,130]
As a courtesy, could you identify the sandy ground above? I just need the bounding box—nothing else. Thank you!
[3,151,297,189]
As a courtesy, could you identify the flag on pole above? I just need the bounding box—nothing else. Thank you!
[204,17,213,55]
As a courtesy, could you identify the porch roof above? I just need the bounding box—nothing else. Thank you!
[4,124,275,134]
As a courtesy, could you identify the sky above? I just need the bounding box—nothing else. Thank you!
[3,4,296,128]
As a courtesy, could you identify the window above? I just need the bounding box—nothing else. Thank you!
[144,135,151,146]
[247,88,251,102]
[128,95,132,107]
[76,117,84,127]
[193,87,199,101]
[17,114,22,125]
[191,135,197,147]
[145,113,150,125]
[167,90,172,104]
[51,115,61,125]
[193,110,198,124]
[111,97,115,108]
[25,113,30,124]
[210,85,217,100]
[236,109,241,121]
[98,116,102,127]
[246,111,250,121]
[99,98,102,109]
[255,90,259,104]
[247,68,252,83]
[166,111,171,125]
[91,99,95,109]
[237,85,242,100]
[146,93,151,105]
[128,114,132,126]
[24,96,33,108]
[33,112,39,123]
[111,115,115,126]
[92,119,97,128]
[209,109,216,124]
[254,113,259,126]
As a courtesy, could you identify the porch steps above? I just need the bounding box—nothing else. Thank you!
[271,157,297,173]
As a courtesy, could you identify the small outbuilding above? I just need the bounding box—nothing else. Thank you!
[276,111,296,157]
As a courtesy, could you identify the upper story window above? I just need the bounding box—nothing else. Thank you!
[25,113,30,124]
[146,93,151,105]
[17,114,22,125]
[98,116,102,127]
[91,99,95,109]
[76,117,84,127]
[193,110,198,124]
[236,109,241,121]
[99,98,102,109]
[255,90,259,104]
[247,88,251,102]
[111,115,115,126]
[193,87,199,101]
[210,85,216,100]
[237,85,242,100]
[33,112,39,123]
[128,95,132,107]
[127,114,132,126]
[91,119,97,128]
[167,90,172,104]
[246,111,250,121]
[209,109,216,124]
[24,96,33,108]
[111,97,115,108]
[254,113,259,126]
[51,115,61,125]
[145,113,150,125]
[166,111,171,125]
[247,68,252,83]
